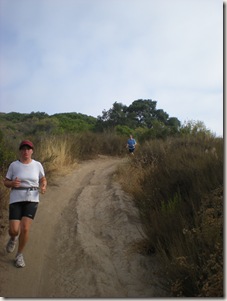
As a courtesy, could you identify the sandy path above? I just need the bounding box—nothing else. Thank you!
[0,156,165,298]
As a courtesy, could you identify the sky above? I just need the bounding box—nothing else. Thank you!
[0,0,223,137]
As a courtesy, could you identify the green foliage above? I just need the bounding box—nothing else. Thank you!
[161,191,182,215]
[96,99,181,134]
[126,99,157,128]
[0,111,97,137]
[52,112,96,133]
[0,129,17,173]
[96,102,127,131]
[1,104,216,142]
[27,117,60,135]
[167,117,181,128]
[0,111,48,122]
[179,120,214,137]
[115,125,133,137]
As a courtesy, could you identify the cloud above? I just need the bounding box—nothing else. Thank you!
[0,0,223,136]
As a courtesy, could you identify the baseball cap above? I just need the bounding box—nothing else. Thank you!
[19,140,34,150]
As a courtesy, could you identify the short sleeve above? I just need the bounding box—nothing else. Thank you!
[38,163,45,179]
[5,163,14,180]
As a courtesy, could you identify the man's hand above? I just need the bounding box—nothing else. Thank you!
[13,177,21,188]
[40,177,47,194]
[3,177,21,189]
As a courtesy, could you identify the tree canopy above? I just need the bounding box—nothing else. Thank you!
[96,99,181,133]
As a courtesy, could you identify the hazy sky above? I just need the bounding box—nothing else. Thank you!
[0,0,223,136]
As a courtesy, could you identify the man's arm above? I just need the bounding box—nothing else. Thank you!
[39,176,47,194]
[4,177,21,188]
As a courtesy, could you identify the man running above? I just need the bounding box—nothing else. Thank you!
[4,140,47,268]
[126,135,137,155]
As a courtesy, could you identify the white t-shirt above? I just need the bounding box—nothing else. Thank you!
[6,159,45,204]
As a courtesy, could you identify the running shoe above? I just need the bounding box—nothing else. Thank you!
[6,236,18,253]
[15,253,26,268]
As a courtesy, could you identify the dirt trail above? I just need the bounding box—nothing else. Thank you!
[0,156,166,298]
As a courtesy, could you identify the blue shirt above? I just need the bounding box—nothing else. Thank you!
[127,138,136,149]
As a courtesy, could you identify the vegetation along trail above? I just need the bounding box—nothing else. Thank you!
[0,156,166,298]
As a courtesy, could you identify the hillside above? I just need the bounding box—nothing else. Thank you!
[0,103,223,297]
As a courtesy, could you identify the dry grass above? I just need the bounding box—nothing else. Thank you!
[0,137,16,237]
[33,135,77,182]
[0,182,9,236]
[116,135,223,297]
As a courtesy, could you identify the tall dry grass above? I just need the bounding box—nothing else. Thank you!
[0,136,17,236]
[116,135,223,297]
[33,135,76,181]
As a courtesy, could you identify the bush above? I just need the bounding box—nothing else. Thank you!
[117,135,223,296]
[0,130,17,236]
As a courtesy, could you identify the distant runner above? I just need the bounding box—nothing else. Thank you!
[126,135,137,155]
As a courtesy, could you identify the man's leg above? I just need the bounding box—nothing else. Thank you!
[6,220,20,253]
[14,217,33,268]
[8,203,22,241]
[17,216,33,254]
[9,220,21,238]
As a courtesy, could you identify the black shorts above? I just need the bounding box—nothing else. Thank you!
[9,202,39,220]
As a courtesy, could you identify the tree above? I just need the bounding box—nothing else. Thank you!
[166,117,181,135]
[126,99,157,128]
[115,125,132,137]
[179,120,213,137]
[96,99,181,136]
[96,102,127,130]
[155,109,169,125]
[167,117,181,128]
